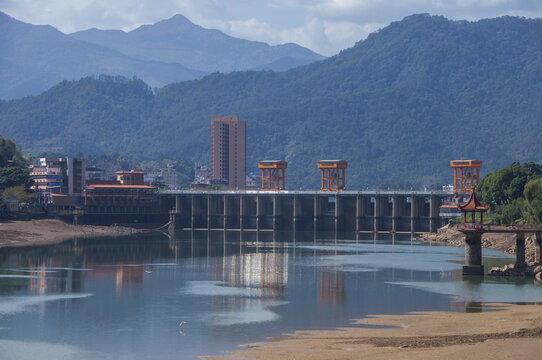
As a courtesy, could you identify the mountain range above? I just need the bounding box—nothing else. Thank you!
[0,11,323,99]
[1,14,541,189]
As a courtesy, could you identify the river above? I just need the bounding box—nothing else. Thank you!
[0,231,540,359]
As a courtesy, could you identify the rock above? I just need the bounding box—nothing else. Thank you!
[534,265,542,274]
[536,272,542,281]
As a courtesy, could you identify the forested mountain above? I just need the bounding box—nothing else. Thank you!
[0,11,323,100]
[1,14,541,189]
[71,14,324,73]
[0,12,204,99]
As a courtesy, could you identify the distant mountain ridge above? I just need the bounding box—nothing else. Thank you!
[0,12,324,99]
[71,14,324,73]
[1,14,541,189]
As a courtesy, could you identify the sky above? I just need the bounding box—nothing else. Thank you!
[1,0,542,56]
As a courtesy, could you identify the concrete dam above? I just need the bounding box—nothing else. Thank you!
[160,190,448,233]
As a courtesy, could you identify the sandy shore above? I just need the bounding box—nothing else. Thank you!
[205,304,542,360]
[0,218,139,248]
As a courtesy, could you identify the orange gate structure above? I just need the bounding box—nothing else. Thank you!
[258,160,287,191]
[318,160,347,191]
[450,160,482,193]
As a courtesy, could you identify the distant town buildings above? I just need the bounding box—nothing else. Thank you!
[194,165,211,184]
[116,170,144,185]
[29,157,86,203]
[211,116,246,189]
[85,166,106,182]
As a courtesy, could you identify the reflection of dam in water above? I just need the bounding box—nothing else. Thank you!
[212,251,289,299]
[162,190,448,233]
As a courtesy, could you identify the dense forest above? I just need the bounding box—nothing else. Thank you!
[1,14,541,189]
[477,162,542,224]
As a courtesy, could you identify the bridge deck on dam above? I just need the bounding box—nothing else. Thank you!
[159,190,450,233]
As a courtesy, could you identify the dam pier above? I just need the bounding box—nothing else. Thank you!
[161,190,447,234]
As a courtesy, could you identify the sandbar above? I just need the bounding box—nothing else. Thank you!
[205,303,542,360]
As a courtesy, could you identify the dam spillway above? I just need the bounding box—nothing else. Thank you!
[159,190,448,233]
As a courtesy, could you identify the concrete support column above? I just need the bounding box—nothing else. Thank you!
[356,195,362,233]
[256,195,263,231]
[374,196,386,232]
[223,195,229,230]
[273,195,278,231]
[392,196,400,233]
[314,195,321,232]
[410,196,419,233]
[429,196,442,233]
[168,211,176,236]
[463,231,484,276]
[175,195,181,214]
[191,195,196,229]
[515,232,526,269]
[335,195,343,234]
[293,196,301,232]
[239,195,245,231]
[536,232,541,264]
[207,196,211,230]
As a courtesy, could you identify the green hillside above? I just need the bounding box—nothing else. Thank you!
[1,14,541,189]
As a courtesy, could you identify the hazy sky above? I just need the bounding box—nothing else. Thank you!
[1,0,542,56]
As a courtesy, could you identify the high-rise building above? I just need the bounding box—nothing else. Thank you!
[211,116,246,189]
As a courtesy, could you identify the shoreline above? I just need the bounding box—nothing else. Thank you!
[204,303,542,360]
[0,218,139,249]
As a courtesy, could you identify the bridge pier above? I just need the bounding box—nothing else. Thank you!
[463,231,484,276]
[515,232,527,269]
[535,232,542,264]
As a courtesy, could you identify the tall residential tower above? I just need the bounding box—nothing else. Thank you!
[211,116,246,189]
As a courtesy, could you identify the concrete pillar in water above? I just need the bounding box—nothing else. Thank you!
[374,196,387,232]
[314,195,321,232]
[463,231,484,276]
[536,232,541,264]
[207,195,212,230]
[410,196,419,234]
[175,195,181,214]
[273,195,278,231]
[515,232,526,269]
[223,195,228,230]
[392,196,400,233]
[335,195,343,234]
[293,195,301,232]
[168,212,176,236]
[256,195,262,231]
[239,195,245,231]
[356,195,361,234]
[191,195,196,230]
[429,196,442,233]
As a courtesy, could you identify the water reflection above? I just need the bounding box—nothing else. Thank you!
[0,230,537,360]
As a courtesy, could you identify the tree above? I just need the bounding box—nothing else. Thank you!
[523,178,542,224]
[477,162,542,205]
[0,135,27,168]
[0,167,33,191]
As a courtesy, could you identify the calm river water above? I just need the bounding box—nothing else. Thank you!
[0,231,540,360]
